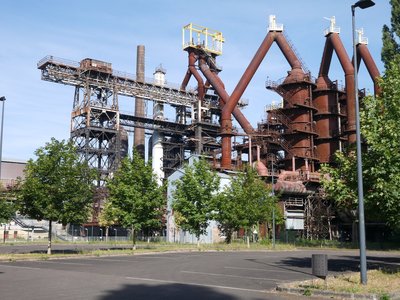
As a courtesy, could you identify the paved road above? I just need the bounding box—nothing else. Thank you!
[0,249,399,299]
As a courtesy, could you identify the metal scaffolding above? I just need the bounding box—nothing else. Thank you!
[38,55,222,183]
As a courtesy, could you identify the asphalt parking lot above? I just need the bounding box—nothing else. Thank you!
[1,249,399,299]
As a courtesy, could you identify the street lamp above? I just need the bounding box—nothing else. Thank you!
[271,160,276,250]
[351,0,375,285]
[0,96,5,181]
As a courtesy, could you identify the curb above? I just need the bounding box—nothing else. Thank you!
[276,281,400,300]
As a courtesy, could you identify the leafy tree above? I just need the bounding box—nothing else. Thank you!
[0,183,16,225]
[98,192,116,242]
[0,199,15,243]
[382,0,400,68]
[213,166,277,245]
[172,158,220,247]
[17,138,96,254]
[0,200,15,224]
[322,58,400,231]
[106,152,165,250]
[361,59,400,228]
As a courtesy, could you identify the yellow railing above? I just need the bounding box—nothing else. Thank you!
[182,23,224,56]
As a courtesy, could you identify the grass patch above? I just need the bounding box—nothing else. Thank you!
[0,241,297,261]
[291,269,400,297]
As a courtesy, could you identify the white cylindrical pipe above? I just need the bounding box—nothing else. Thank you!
[152,131,164,186]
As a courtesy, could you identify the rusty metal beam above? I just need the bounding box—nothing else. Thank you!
[356,44,380,96]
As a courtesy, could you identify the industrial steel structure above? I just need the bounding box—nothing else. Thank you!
[37,16,380,236]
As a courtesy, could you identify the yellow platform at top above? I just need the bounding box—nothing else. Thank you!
[182,23,225,56]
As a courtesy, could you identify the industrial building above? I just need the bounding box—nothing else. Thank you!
[36,16,380,241]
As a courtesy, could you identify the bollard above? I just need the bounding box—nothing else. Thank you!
[312,254,328,279]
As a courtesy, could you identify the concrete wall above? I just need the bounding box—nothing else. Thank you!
[0,159,26,188]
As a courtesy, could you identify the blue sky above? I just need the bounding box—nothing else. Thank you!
[0,0,391,161]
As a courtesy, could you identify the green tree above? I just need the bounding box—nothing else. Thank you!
[382,0,400,68]
[172,158,220,247]
[0,200,15,224]
[17,138,96,254]
[214,166,276,245]
[361,59,400,228]
[106,152,165,250]
[0,183,16,224]
[98,190,116,242]
[0,199,16,243]
[322,58,400,231]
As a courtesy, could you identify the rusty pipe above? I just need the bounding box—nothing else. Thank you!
[198,59,254,134]
[180,51,193,91]
[180,69,192,91]
[318,38,334,77]
[218,32,275,169]
[329,33,356,143]
[356,44,381,96]
[199,58,230,104]
[199,58,254,169]
[221,32,275,121]
[274,33,302,70]
[188,52,205,100]
[211,68,253,127]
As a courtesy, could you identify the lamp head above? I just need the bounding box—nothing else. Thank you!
[353,0,375,9]
[0,97,5,101]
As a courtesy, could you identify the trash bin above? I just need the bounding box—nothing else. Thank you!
[312,254,328,279]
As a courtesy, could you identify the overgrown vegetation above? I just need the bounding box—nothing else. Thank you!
[321,58,400,233]
[293,269,400,297]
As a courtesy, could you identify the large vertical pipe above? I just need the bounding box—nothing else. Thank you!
[356,44,380,96]
[314,40,340,163]
[188,52,205,154]
[134,45,146,157]
[189,52,205,101]
[328,33,356,144]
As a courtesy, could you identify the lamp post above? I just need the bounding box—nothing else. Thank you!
[271,160,276,250]
[351,0,375,285]
[0,96,5,181]
[85,228,88,242]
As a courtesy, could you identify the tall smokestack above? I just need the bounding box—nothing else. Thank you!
[134,45,146,157]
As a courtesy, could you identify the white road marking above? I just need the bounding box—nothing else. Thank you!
[84,256,177,262]
[224,266,296,273]
[84,258,138,263]
[0,264,41,270]
[125,276,269,294]
[36,261,91,266]
[181,270,279,281]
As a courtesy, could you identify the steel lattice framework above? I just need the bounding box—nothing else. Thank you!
[38,55,221,185]
[38,56,205,108]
